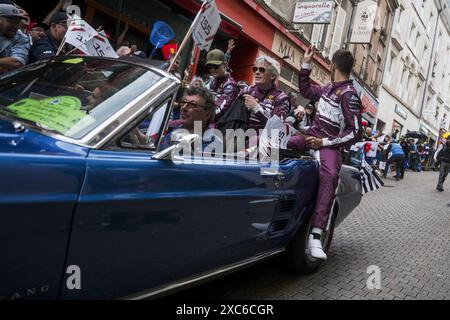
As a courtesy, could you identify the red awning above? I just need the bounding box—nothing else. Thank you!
[170,0,241,38]
[170,0,200,14]
[361,94,378,118]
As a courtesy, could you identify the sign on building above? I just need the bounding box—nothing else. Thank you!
[271,32,330,86]
[395,105,408,120]
[272,31,302,68]
[292,1,334,24]
[350,0,377,44]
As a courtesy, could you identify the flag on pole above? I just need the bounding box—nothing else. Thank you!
[192,0,221,51]
[359,159,384,195]
[64,14,98,50]
[84,31,119,58]
[258,115,295,160]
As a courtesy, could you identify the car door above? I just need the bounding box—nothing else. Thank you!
[60,99,287,299]
[0,119,88,300]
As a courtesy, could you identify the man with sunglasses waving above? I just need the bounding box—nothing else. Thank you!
[291,46,363,261]
[204,48,238,122]
[242,56,291,131]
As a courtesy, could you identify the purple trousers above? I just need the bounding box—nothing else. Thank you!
[288,135,342,230]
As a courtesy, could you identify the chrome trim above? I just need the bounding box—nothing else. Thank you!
[0,114,92,149]
[342,164,360,174]
[122,248,286,300]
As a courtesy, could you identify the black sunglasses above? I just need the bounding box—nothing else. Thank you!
[206,64,221,70]
[179,100,208,110]
[252,66,266,73]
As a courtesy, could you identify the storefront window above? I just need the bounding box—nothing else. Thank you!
[279,82,297,97]
[392,120,403,136]
[280,64,300,93]
[281,65,294,82]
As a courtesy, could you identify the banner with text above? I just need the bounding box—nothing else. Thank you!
[350,0,378,44]
[293,1,334,24]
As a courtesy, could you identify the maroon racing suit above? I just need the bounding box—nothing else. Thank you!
[290,63,363,230]
[209,73,238,122]
[242,84,291,131]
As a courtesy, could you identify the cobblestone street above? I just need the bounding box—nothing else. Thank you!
[174,171,450,300]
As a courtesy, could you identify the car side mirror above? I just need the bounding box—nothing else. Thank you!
[152,133,202,161]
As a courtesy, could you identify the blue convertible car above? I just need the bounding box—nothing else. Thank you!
[0,57,362,300]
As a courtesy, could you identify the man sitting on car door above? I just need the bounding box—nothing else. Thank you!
[288,46,363,260]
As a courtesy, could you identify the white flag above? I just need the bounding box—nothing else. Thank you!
[192,0,221,51]
[360,159,384,195]
[259,115,295,160]
[64,15,98,50]
[85,31,118,58]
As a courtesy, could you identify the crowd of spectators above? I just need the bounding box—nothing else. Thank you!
[0,0,150,77]
[348,124,439,181]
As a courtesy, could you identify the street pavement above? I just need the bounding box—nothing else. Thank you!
[173,170,450,300]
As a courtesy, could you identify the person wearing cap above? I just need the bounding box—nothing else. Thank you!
[28,11,69,63]
[0,3,30,73]
[288,105,306,132]
[16,6,29,34]
[301,102,315,133]
[242,55,291,131]
[205,48,238,122]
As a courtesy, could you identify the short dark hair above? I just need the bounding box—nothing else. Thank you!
[332,49,354,75]
[183,86,216,115]
[50,11,68,25]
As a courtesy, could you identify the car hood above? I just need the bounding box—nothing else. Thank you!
[0,117,89,157]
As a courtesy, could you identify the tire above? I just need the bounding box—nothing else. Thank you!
[283,205,337,274]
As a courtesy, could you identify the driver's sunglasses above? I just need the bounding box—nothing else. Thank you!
[252,66,266,74]
[206,64,221,70]
[179,100,208,110]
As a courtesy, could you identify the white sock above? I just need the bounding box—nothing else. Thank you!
[311,228,323,240]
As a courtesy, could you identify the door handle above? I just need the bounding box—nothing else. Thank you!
[261,167,285,177]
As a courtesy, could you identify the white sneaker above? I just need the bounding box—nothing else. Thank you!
[308,235,327,260]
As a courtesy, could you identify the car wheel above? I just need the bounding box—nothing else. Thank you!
[283,205,337,274]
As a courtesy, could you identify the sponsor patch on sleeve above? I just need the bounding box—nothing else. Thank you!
[223,83,236,94]
[348,94,361,111]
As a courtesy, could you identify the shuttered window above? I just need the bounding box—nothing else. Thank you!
[330,7,347,58]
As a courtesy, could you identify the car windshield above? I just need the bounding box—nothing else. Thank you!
[0,57,162,139]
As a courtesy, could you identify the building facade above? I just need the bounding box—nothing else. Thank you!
[348,0,398,128]
[262,0,398,127]
[377,0,450,146]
